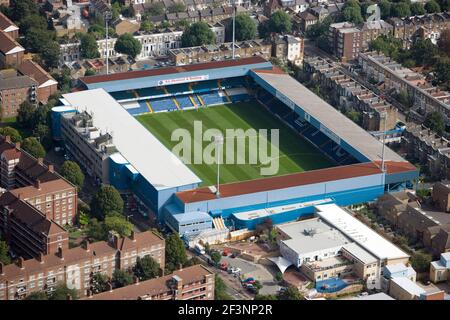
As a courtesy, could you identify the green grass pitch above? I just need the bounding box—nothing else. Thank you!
[137,102,334,186]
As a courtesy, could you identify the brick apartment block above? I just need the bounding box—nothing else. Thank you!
[0,12,19,40]
[0,31,24,69]
[0,191,69,259]
[0,70,37,118]
[0,231,165,300]
[84,264,214,300]
[17,60,58,104]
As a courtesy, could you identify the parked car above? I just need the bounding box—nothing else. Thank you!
[230,267,241,274]
[219,262,228,271]
[222,248,229,256]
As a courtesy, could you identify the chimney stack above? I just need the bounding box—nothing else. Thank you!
[86,289,92,297]
[179,263,183,271]
[58,247,64,260]
[84,240,90,252]
[35,179,41,190]
[15,142,20,150]
[131,231,136,241]
[66,293,72,300]
[37,252,44,264]
[48,164,54,173]
[17,257,24,269]
[107,282,113,292]
[133,276,140,285]
[5,136,11,143]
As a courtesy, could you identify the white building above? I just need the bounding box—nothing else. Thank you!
[60,24,225,64]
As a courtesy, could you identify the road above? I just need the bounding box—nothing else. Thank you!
[187,250,253,300]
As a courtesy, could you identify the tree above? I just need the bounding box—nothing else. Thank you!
[395,90,414,108]
[19,14,47,34]
[409,39,439,66]
[410,2,426,15]
[278,286,304,300]
[25,291,48,300]
[438,0,450,11]
[411,251,432,273]
[90,185,124,219]
[112,269,134,288]
[274,272,283,283]
[234,13,257,41]
[77,210,90,228]
[379,0,392,19]
[210,250,222,265]
[255,218,273,235]
[49,284,78,300]
[0,127,22,143]
[91,273,110,294]
[146,2,164,16]
[80,33,100,59]
[22,137,46,158]
[434,57,450,90]
[343,0,363,24]
[391,2,411,18]
[87,218,107,241]
[104,213,133,237]
[0,241,11,265]
[269,10,292,34]
[425,111,445,135]
[181,21,216,47]
[60,161,85,190]
[17,101,35,128]
[140,21,154,33]
[114,33,142,59]
[168,2,186,13]
[215,274,233,300]
[133,256,161,280]
[84,68,96,76]
[425,0,441,13]
[165,233,188,273]
[10,0,39,22]
[438,29,450,57]
[344,110,361,124]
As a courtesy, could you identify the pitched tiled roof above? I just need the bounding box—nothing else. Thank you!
[0,192,66,236]
[0,31,23,54]
[18,60,57,87]
[84,265,213,300]
[0,12,17,31]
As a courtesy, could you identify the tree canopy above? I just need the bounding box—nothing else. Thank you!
[104,213,133,237]
[342,0,363,24]
[60,161,85,190]
[90,185,124,219]
[165,233,188,273]
[181,22,216,47]
[133,256,161,280]
[112,269,134,288]
[411,251,432,273]
[80,33,100,59]
[49,284,79,300]
[24,291,48,300]
[425,0,441,13]
[22,137,46,159]
[91,273,110,294]
[269,10,292,35]
[410,2,426,15]
[114,33,142,59]
[424,111,445,135]
[0,241,11,265]
[278,286,304,300]
[234,13,257,41]
[0,127,22,143]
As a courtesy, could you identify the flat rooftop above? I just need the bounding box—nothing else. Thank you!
[252,69,406,164]
[61,89,201,191]
[278,217,352,255]
[315,204,409,261]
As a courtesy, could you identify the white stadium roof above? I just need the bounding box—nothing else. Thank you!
[254,71,405,163]
[62,89,201,191]
[315,204,409,261]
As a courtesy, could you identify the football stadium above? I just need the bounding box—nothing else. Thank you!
[52,57,418,242]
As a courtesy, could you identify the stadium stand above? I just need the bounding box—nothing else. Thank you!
[192,80,219,93]
[166,83,191,94]
[121,101,151,115]
[199,91,228,106]
[136,87,165,98]
[176,95,194,109]
[150,97,178,112]
[110,90,135,101]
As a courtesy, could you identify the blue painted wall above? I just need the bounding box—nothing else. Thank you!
[84,62,272,92]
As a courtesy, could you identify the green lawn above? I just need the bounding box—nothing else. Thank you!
[137,102,333,186]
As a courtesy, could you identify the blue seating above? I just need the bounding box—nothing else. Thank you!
[200,92,228,106]
[110,90,134,101]
[230,94,252,103]
[136,87,164,98]
[126,101,151,116]
[192,81,219,93]
[150,97,177,112]
[176,95,194,109]
[222,77,246,88]
[166,83,191,94]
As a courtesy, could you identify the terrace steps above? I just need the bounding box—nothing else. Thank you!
[145,100,154,113]
[197,94,205,106]
[189,95,198,108]
[213,217,226,230]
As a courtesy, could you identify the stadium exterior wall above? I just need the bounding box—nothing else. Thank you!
[83,62,272,93]
[176,173,384,227]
